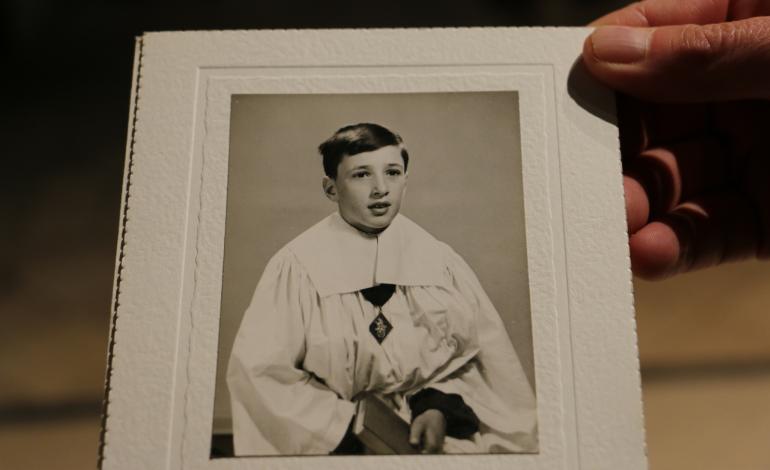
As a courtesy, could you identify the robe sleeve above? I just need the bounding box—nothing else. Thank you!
[428,246,538,452]
[226,249,356,456]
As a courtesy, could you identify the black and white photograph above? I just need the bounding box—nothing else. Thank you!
[210,92,538,457]
[95,28,648,470]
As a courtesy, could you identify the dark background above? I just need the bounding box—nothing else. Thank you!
[4,1,770,469]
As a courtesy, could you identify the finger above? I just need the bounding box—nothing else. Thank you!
[625,175,649,234]
[669,195,759,270]
[583,17,770,102]
[590,0,731,27]
[629,220,680,278]
[624,137,729,217]
[409,420,424,446]
[422,429,440,454]
[630,191,760,278]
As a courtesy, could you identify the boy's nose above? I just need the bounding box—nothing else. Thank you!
[372,178,388,197]
[372,175,388,197]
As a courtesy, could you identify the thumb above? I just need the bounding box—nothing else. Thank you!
[583,17,770,102]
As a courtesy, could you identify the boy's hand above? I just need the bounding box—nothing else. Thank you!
[409,409,446,454]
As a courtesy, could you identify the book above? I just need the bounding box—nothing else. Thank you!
[352,395,418,455]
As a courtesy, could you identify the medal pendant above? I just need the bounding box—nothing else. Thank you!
[369,309,393,344]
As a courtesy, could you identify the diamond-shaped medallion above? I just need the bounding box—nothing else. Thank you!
[369,311,393,344]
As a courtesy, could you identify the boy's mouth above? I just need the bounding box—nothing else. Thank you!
[368,202,391,215]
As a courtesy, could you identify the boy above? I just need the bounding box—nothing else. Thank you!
[227,123,537,455]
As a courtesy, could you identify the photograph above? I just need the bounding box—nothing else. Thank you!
[98,28,646,470]
[210,92,539,457]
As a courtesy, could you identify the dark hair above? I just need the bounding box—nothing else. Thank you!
[318,123,410,179]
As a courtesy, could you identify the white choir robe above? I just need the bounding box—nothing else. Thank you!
[227,212,538,455]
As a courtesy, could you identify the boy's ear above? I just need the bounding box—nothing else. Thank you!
[322,176,338,202]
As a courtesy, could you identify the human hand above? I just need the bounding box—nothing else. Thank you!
[582,0,770,279]
[409,409,446,454]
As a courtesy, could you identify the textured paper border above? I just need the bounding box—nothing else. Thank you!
[100,28,646,470]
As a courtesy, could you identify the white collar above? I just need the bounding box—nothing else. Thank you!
[286,212,448,297]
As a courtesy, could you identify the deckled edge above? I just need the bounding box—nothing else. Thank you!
[97,35,144,470]
[618,93,649,463]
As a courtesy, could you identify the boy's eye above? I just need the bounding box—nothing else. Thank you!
[352,171,369,178]
[386,169,402,176]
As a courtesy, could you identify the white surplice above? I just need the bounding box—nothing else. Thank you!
[227,213,537,455]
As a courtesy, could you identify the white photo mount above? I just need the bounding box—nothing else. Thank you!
[100,28,646,470]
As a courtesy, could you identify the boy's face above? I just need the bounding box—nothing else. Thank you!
[323,145,407,234]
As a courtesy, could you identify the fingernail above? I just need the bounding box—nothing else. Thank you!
[591,26,651,64]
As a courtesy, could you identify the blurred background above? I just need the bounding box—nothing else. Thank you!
[1,1,769,469]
